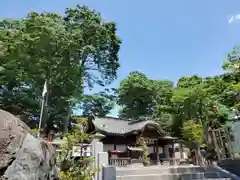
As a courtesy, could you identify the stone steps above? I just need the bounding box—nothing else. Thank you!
[116,173,231,180]
[116,166,214,176]
[117,175,231,180]
[116,166,235,180]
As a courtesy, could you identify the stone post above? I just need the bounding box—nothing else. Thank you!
[91,132,105,180]
[102,166,116,180]
[98,152,109,180]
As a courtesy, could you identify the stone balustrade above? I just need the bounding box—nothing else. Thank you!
[109,158,131,167]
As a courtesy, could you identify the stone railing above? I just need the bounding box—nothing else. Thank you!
[109,158,131,167]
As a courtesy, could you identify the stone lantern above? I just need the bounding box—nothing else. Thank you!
[92,132,105,142]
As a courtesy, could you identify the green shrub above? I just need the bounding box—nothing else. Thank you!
[58,117,96,180]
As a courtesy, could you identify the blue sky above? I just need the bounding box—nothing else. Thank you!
[1,0,240,116]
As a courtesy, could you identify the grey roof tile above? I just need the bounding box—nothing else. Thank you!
[92,117,167,136]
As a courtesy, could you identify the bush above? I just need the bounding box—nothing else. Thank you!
[137,137,149,166]
[57,117,95,180]
[182,120,204,147]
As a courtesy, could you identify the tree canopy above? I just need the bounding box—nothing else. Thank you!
[0,5,121,130]
[1,4,240,145]
[117,71,173,119]
[80,88,117,117]
[117,59,238,140]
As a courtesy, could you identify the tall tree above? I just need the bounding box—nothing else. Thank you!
[0,5,121,131]
[117,71,173,119]
[80,89,117,117]
[177,75,203,88]
[221,46,240,111]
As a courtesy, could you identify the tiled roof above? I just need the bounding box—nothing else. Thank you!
[91,116,167,136]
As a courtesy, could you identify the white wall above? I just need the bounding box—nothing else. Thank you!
[103,144,126,152]
[103,144,114,152]
[159,147,163,153]
[148,146,163,154]
[148,146,153,153]
[164,144,171,157]
[116,144,126,151]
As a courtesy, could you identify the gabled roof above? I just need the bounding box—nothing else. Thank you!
[91,116,167,136]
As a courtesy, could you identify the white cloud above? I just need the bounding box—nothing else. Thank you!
[228,14,240,24]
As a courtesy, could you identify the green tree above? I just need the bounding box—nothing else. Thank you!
[80,89,117,117]
[182,120,204,146]
[223,45,240,74]
[117,71,156,119]
[117,71,173,119]
[177,75,203,88]
[0,5,121,131]
[58,117,94,180]
[116,69,232,141]
[156,78,230,138]
[221,46,240,110]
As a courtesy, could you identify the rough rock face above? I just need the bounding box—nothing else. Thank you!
[0,109,59,180]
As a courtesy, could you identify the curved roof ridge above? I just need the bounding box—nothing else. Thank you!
[103,116,132,121]
[92,116,167,136]
[129,119,158,125]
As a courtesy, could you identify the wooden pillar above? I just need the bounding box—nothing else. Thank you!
[172,142,175,156]
[156,140,159,163]
[137,132,143,145]
[172,141,175,165]
[153,141,156,153]
[180,143,183,159]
